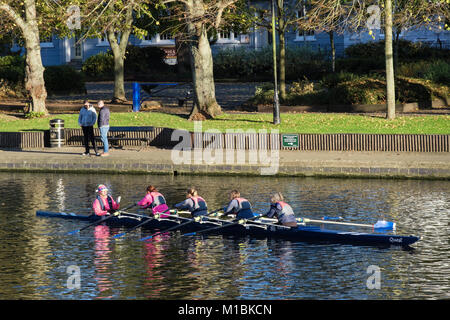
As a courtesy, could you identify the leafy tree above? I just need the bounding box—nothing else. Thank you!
[306,0,449,120]
[67,0,157,103]
[160,0,251,119]
[0,0,58,114]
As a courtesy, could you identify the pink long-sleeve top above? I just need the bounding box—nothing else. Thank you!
[93,195,120,216]
[137,192,170,217]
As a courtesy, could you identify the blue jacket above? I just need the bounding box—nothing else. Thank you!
[78,106,97,127]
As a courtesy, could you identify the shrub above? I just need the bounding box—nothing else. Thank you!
[81,51,114,80]
[124,45,167,74]
[423,61,450,86]
[397,60,450,86]
[247,72,448,106]
[0,55,26,98]
[0,55,25,84]
[327,75,448,105]
[285,46,329,80]
[44,65,86,95]
[250,83,274,105]
[213,47,273,79]
[395,76,449,104]
[335,57,385,74]
[213,46,328,80]
[328,77,387,105]
[345,40,450,61]
[82,46,168,80]
[320,71,362,88]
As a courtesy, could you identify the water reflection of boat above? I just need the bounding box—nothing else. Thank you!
[36,210,420,247]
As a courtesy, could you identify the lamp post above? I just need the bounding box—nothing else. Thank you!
[271,0,280,125]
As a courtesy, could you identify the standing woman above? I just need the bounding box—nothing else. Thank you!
[223,190,255,219]
[266,192,298,227]
[92,184,120,216]
[174,188,208,217]
[138,185,170,217]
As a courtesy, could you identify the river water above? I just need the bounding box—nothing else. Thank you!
[0,172,448,300]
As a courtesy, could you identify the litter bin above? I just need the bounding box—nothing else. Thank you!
[49,119,64,147]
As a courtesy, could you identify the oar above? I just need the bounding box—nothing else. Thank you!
[67,202,136,235]
[139,208,222,242]
[112,214,157,239]
[182,213,266,237]
[298,217,396,230]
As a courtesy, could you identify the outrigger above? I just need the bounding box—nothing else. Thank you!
[36,209,420,247]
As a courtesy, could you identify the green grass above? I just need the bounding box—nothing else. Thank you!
[1,112,449,134]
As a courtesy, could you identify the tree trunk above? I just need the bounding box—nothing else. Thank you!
[0,0,48,114]
[106,5,133,104]
[329,31,336,73]
[111,51,126,103]
[107,31,127,103]
[188,25,221,120]
[277,0,286,101]
[24,31,47,114]
[279,32,286,101]
[385,0,396,120]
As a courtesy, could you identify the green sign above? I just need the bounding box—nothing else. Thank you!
[282,134,299,148]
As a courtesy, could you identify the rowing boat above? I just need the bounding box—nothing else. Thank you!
[36,210,420,247]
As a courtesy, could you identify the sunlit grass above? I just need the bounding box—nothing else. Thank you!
[0,112,449,134]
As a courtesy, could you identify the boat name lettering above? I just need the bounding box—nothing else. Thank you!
[389,237,402,243]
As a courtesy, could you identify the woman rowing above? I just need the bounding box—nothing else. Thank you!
[222,190,256,219]
[137,185,170,217]
[174,188,208,217]
[92,184,120,216]
[266,192,298,228]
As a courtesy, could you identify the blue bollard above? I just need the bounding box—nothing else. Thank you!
[132,82,141,112]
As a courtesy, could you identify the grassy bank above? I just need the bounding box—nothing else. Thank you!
[1,112,449,134]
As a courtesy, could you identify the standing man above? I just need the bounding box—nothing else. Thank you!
[97,100,110,157]
[78,100,99,156]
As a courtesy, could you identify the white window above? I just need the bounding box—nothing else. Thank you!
[295,5,316,41]
[216,30,249,44]
[157,33,174,44]
[141,33,175,45]
[40,35,54,48]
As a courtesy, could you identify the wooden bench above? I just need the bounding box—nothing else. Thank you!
[95,126,154,150]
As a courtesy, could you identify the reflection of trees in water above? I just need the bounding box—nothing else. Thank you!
[182,237,246,299]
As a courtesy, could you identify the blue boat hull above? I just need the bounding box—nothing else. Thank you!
[36,210,420,247]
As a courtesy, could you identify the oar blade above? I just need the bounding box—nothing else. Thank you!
[67,229,80,235]
[322,216,344,221]
[139,235,153,242]
[373,220,396,231]
[182,232,196,237]
[112,232,127,239]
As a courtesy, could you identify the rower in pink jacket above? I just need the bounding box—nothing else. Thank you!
[92,184,120,216]
[138,185,170,217]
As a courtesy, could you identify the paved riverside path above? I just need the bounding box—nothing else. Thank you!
[0,147,449,179]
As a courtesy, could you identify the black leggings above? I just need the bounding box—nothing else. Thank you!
[81,126,97,153]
